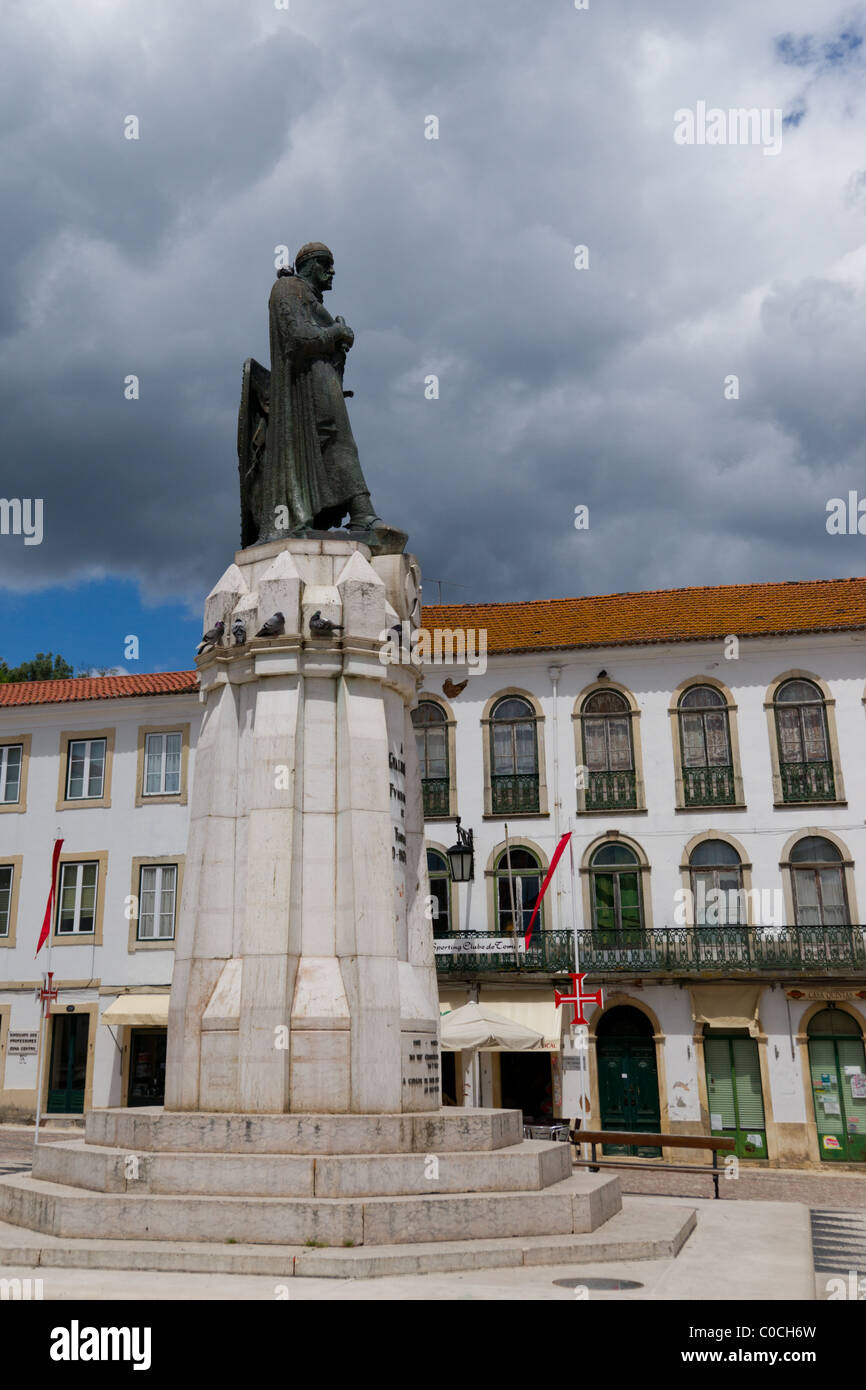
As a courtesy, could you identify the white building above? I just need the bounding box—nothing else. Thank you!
[1,575,865,1169]
[0,673,198,1117]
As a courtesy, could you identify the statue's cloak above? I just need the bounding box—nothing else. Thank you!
[238,274,368,547]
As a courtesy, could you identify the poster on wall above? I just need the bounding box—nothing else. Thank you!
[851,1074,866,1100]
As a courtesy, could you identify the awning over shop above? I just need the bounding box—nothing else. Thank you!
[101,995,170,1028]
[479,988,562,1050]
[440,1001,544,1053]
[690,984,761,1038]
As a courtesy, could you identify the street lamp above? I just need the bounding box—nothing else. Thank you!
[447,817,475,882]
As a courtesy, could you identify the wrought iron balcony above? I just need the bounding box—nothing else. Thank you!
[780,759,835,803]
[421,777,450,817]
[433,926,866,975]
[491,773,540,815]
[683,764,736,807]
[584,768,637,811]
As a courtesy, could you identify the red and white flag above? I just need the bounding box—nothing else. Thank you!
[35,838,63,956]
[524,831,571,948]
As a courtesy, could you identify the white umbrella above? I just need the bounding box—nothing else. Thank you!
[440,1001,544,1052]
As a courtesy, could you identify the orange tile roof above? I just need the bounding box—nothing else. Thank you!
[421,577,866,654]
[0,671,199,708]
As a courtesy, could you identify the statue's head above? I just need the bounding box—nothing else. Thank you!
[295,242,335,293]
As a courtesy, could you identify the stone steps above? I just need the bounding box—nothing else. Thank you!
[0,1170,620,1247]
[0,1200,696,1279]
[33,1137,571,1198]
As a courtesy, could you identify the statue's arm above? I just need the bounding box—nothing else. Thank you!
[271,281,346,365]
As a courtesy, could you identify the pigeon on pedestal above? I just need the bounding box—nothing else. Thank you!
[196,621,225,655]
[255,612,285,638]
[309,611,343,637]
[231,619,247,646]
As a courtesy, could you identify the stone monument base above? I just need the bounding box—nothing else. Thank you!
[0,1107,623,1252]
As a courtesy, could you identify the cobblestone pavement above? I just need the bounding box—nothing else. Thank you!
[612,1163,866,1208]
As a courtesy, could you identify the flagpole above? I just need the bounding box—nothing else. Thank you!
[504,822,519,965]
[33,996,45,1149]
[567,820,589,1158]
[34,833,62,1152]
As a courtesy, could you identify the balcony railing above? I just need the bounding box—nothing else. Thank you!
[491,773,540,815]
[433,926,866,974]
[421,777,450,817]
[683,764,736,807]
[584,769,637,811]
[780,760,835,803]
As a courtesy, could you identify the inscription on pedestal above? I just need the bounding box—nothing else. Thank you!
[401,1033,441,1101]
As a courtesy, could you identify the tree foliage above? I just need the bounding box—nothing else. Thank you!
[0,652,74,683]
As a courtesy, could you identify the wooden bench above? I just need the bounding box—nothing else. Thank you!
[569,1129,737,1200]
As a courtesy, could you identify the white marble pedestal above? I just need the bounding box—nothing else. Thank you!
[164,537,439,1115]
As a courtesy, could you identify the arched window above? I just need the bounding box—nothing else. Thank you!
[412,702,449,818]
[494,846,542,934]
[426,848,452,937]
[774,679,834,803]
[789,836,849,927]
[580,690,636,810]
[490,697,539,814]
[678,686,735,806]
[590,842,644,945]
[689,839,745,926]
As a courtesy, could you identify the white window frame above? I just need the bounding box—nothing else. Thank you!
[142,731,182,797]
[0,744,22,804]
[56,861,99,935]
[65,738,106,801]
[137,863,177,941]
[0,864,13,936]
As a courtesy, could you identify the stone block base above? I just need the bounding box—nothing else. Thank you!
[0,1106,625,1256]
[84,1106,523,1155]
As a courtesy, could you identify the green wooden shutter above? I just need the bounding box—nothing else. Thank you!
[837,1039,866,1138]
[809,1039,844,1139]
[704,1038,736,1129]
[731,1039,765,1128]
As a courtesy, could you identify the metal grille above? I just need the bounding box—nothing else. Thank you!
[683,764,735,806]
[780,760,835,803]
[491,773,540,814]
[585,769,637,811]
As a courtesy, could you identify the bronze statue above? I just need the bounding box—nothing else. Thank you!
[238,243,405,553]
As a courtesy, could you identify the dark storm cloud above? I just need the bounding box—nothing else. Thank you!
[1,0,866,615]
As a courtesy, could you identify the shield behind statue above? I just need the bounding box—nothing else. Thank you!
[237,357,271,550]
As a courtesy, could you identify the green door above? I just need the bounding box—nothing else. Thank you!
[597,1010,661,1156]
[46,1014,88,1113]
[704,1034,767,1159]
[808,1011,866,1163]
